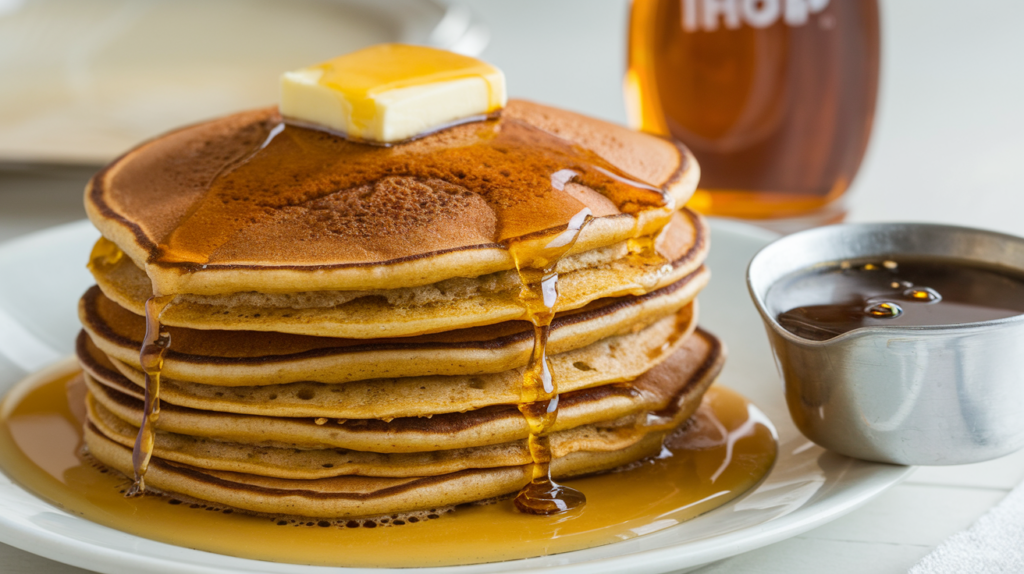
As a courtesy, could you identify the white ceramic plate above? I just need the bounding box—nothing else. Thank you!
[0,219,912,574]
[0,0,487,166]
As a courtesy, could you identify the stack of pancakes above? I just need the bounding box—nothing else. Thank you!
[76,100,723,521]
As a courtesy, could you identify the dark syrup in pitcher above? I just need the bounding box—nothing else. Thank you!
[771,259,1024,341]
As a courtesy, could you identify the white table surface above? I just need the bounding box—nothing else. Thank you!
[2,0,1024,572]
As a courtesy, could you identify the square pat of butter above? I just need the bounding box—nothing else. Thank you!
[280,44,507,143]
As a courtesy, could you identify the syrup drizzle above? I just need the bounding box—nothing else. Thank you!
[88,239,173,496]
[147,116,672,268]
[508,208,592,514]
[111,114,675,509]
[127,295,173,496]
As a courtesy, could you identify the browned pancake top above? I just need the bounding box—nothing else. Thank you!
[89,100,689,271]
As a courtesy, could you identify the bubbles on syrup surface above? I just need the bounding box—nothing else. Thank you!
[903,287,942,303]
[864,302,903,319]
[774,258,1024,341]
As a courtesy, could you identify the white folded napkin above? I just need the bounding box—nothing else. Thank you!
[909,480,1024,573]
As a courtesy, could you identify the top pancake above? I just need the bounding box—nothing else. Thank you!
[86,100,698,296]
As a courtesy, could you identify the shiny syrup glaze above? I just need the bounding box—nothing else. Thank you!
[148,117,672,267]
[120,114,676,512]
[772,259,1024,341]
[0,365,776,567]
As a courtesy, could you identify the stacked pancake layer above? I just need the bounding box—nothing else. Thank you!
[77,100,723,520]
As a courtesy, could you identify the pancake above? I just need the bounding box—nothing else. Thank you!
[84,422,666,520]
[85,100,699,297]
[83,329,724,454]
[78,301,696,419]
[89,210,708,339]
[86,394,665,479]
[82,330,721,518]
[80,272,701,386]
[85,352,711,480]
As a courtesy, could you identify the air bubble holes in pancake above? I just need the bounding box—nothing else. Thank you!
[82,450,116,477]
[266,507,455,529]
[174,240,630,311]
[84,306,694,422]
[87,212,706,340]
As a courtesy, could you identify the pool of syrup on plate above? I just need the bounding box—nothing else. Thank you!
[0,363,775,568]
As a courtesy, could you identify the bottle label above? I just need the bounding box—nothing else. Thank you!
[681,0,830,32]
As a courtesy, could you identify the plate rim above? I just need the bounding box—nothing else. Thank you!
[0,219,914,574]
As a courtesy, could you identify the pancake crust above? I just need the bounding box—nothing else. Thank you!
[84,329,724,454]
[81,273,700,386]
[90,210,708,338]
[79,302,696,419]
[86,100,699,296]
[85,385,701,479]
[84,423,666,519]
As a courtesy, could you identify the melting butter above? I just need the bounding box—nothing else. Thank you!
[280,43,506,143]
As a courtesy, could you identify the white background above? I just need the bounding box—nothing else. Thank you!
[2,0,1024,572]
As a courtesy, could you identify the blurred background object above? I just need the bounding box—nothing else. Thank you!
[1,0,1023,241]
[0,0,486,166]
[626,0,880,232]
[0,0,487,242]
